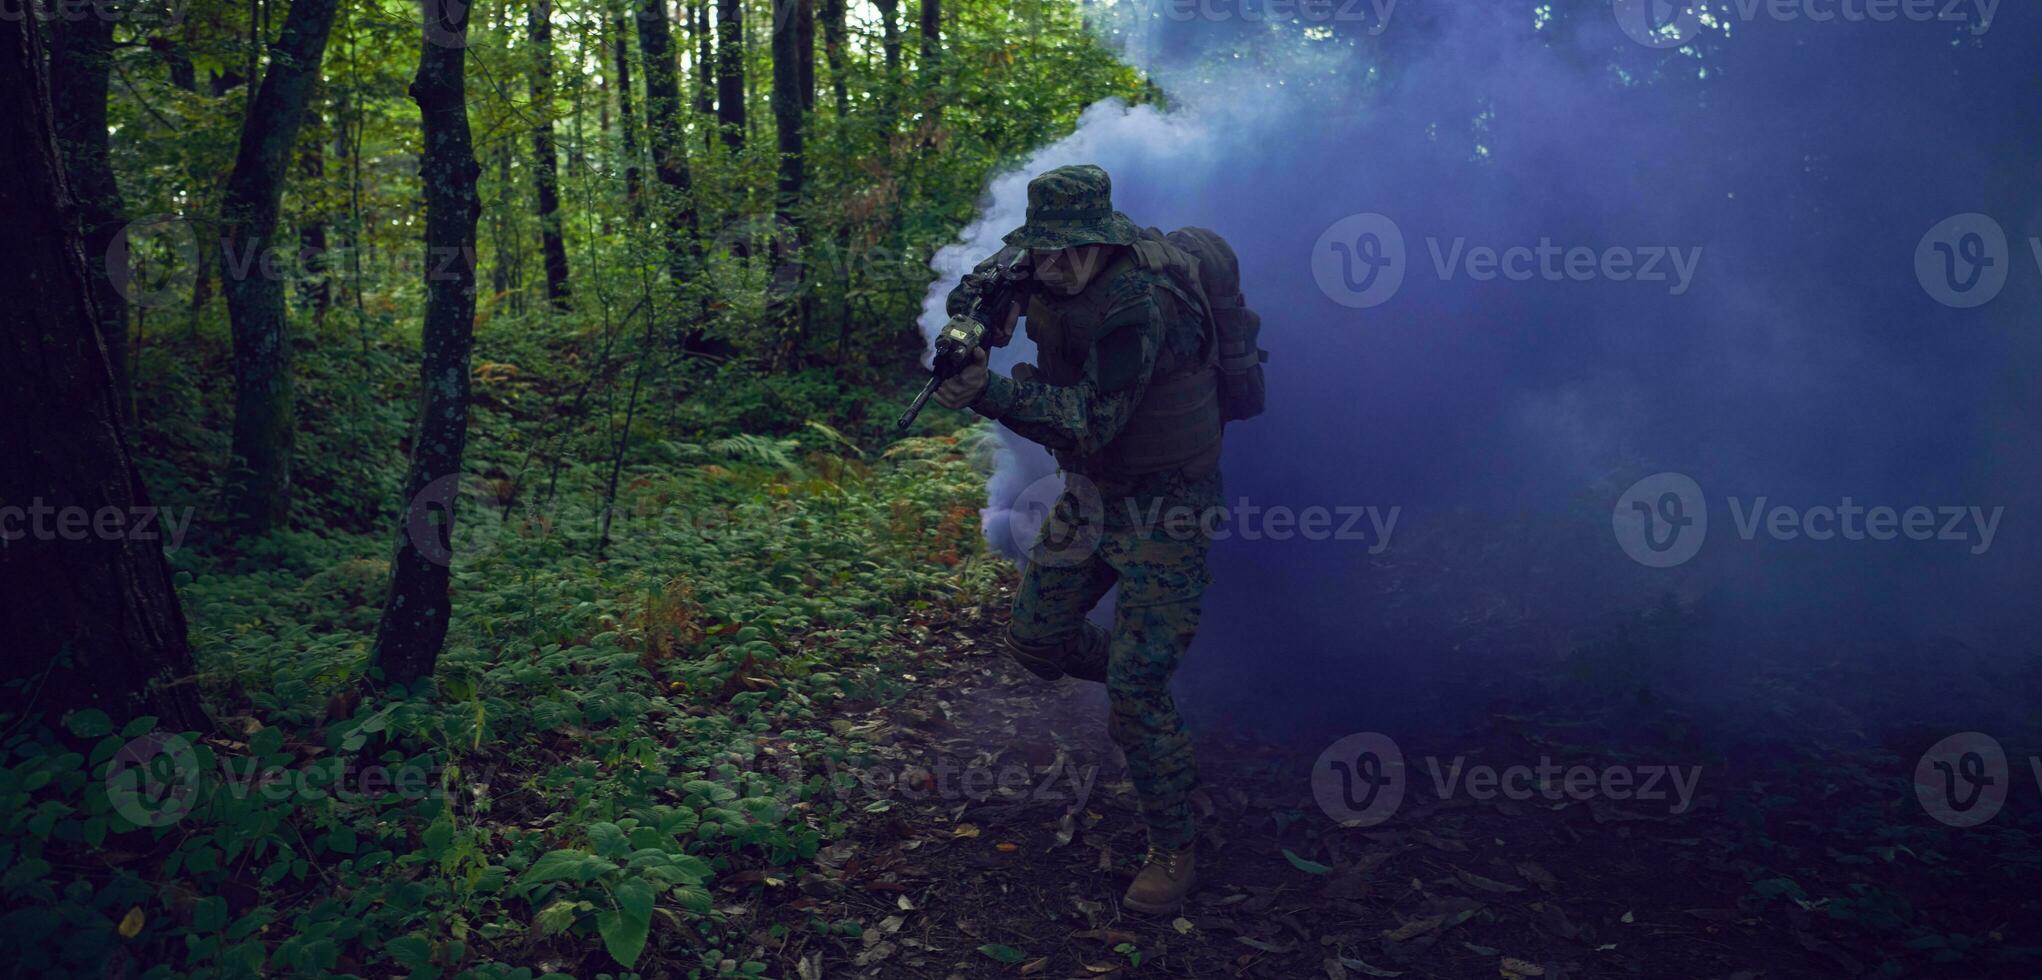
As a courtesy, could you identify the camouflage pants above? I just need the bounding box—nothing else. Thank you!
[1006,480,1214,851]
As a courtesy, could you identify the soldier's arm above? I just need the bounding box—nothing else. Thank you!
[945,246,1025,316]
[969,285,1163,456]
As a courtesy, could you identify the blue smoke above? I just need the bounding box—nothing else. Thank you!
[922,1,2042,742]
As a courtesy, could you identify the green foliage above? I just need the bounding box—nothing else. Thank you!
[15,0,1143,973]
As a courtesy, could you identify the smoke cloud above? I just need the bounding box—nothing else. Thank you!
[920,1,2042,744]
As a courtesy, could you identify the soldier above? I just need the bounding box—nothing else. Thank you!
[933,164,1224,913]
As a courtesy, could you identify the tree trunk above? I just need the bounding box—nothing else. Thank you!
[219,0,342,534]
[529,0,572,311]
[796,0,815,113]
[919,0,940,65]
[638,0,701,287]
[0,13,206,733]
[821,0,848,120]
[771,0,805,226]
[771,0,809,354]
[611,0,645,220]
[918,0,941,132]
[692,0,714,127]
[877,0,901,121]
[715,0,745,150]
[48,12,133,424]
[298,93,332,325]
[368,0,484,691]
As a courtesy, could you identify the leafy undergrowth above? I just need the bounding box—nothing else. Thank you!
[1,373,1012,976]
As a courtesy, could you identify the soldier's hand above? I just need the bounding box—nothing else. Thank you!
[934,348,991,410]
[986,299,1022,348]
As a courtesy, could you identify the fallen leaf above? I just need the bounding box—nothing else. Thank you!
[1411,830,1469,853]
[1455,869,1525,894]
[1382,914,1446,942]
[118,908,144,939]
[1514,862,1558,892]
[1282,848,1332,875]
[996,842,1020,853]
[1499,957,1546,978]
[1172,917,1195,934]
[953,823,982,838]
[1074,928,1142,945]
[1331,954,1404,977]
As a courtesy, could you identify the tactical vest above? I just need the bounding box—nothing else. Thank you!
[1025,239,1224,479]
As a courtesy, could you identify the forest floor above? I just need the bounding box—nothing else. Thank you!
[685,585,2042,980]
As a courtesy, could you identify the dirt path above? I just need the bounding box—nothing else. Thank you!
[696,589,2039,979]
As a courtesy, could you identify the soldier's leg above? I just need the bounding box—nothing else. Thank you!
[1100,530,1210,851]
[1006,490,1116,682]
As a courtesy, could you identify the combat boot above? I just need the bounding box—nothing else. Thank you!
[1060,623,1110,683]
[1122,843,1196,913]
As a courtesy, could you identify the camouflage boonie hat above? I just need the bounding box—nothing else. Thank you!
[1002,164,1140,251]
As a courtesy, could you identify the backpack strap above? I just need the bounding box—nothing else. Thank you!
[1130,231,1220,369]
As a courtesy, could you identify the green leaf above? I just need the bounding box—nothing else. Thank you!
[386,934,434,969]
[978,944,1028,964]
[1282,848,1332,875]
[533,901,579,937]
[65,710,113,739]
[597,908,650,968]
[671,885,713,914]
[520,849,615,888]
[614,876,656,923]
[193,896,229,933]
[668,854,714,884]
[121,716,159,738]
[587,822,629,858]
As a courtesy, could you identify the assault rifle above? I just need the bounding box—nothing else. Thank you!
[896,253,1032,431]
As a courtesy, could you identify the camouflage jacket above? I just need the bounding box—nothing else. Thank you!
[950,246,1222,520]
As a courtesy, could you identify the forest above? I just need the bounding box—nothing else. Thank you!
[4,0,2040,977]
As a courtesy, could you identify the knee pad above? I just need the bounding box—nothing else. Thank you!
[1005,630,1070,680]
